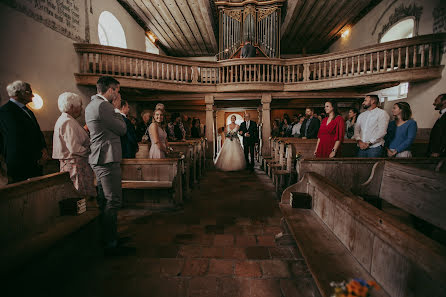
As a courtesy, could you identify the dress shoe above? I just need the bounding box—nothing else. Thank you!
[104,245,136,257]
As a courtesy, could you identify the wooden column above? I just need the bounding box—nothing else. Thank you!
[214,110,218,158]
[205,95,215,167]
[261,93,272,156]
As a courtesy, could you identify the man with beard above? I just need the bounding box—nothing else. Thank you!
[300,107,320,139]
[427,93,446,157]
[353,95,389,157]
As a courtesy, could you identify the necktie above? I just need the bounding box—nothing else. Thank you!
[246,121,249,130]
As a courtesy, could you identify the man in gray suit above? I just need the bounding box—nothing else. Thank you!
[85,76,127,255]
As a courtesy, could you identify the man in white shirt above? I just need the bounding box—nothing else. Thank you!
[353,95,390,157]
[292,116,304,137]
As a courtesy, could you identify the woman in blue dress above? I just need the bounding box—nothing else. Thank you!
[384,102,417,158]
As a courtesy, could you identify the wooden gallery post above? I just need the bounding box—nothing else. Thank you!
[261,93,272,156]
[205,95,215,167]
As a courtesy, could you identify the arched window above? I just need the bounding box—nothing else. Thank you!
[98,11,127,48]
[379,18,415,101]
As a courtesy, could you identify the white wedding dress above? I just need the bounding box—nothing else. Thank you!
[214,125,246,171]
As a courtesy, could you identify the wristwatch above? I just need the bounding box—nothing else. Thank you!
[331,148,336,152]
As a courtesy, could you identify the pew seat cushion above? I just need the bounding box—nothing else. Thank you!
[280,204,387,297]
[122,180,173,189]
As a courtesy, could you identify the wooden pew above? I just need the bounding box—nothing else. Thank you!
[298,158,446,193]
[0,172,99,275]
[280,171,446,297]
[121,157,184,207]
[358,161,446,231]
[169,142,194,196]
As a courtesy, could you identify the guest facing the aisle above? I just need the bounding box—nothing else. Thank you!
[52,92,96,197]
[292,116,304,137]
[148,109,169,158]
[85,76,128,256]
[119,100,138,158]
[427,94,446,157]
[0,80,48,183]
[300,107,320,139]
[314,100,345,158]
[345,107,359,139]
[167,112,186,141]
[136,111,151,142]
[191,118,202,138]
[353,95,389,157]
[384,102,417,158]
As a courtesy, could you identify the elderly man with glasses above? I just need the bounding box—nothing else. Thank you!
[0,80,48,183]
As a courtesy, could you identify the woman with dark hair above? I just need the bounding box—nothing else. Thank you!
[345,107,359,139]
[191,118,202,138]
[314,100,345,158]
[271,119,280,137]
[280,118,292,137]
[384,102,417,158]
[167,112,186,141]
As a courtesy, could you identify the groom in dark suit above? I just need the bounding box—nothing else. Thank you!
[239,112,258,171]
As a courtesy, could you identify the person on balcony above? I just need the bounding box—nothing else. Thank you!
[384,102,417,158]
[427,93,446,157]
[314,100,345,158]
[241,41,256,58]
[300,107,320,139]
[52,92,96,197]
[353,95,389,157]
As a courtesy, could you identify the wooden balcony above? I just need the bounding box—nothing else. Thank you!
[74,33,446,93]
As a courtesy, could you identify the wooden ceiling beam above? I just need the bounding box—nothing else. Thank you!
[188,0,214,55]
[305,0,357,52]
[197,0,219,52]
[282,0,317,52]
[150,0,195,54]
[280,0,303,38]
[134,0,182,55]
[174,0,209,55]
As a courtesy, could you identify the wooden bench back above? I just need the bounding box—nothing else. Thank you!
[121,158,182,182]
[361,161,446,230]
[299,158,446,192]
[0,172,81,243]
[282,172,446,297]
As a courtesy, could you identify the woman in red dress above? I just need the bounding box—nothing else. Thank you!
[314,100,345,158]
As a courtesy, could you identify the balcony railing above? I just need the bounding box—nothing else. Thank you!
[74,33,446,92]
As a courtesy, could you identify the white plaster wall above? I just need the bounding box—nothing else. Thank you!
[0,1,145,131]
[329,0,446,128]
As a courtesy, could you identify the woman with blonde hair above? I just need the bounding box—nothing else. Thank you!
[148,108,169,158]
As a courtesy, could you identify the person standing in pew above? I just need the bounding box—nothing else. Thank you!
[118,100,138,158]
[52,92,97,197]
[384,102,417,158]
[427,93,446,157]
[314,100,345,158]
[353,95,389,157]
[0,81,49,183]
[148,108,170,158]
[300,107,320,139]
[85,76,130,256]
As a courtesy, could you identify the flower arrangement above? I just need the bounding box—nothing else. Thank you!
[226,131,238,141]
[330,279,379,297]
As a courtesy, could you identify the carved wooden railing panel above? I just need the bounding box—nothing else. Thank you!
[74,33,446,91]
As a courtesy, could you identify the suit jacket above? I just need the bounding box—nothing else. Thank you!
[427,114,446,156]
[241,43,256,58]
[121,115,138,158]
[85,95,126,165]
[300,117,320,139]
[0,100,46,181]
[239,120,258,146]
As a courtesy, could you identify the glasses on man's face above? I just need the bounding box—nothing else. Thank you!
[24,90,33,94]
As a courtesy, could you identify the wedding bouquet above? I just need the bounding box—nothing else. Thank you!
[226,131,238,141]
[330,279,379,297]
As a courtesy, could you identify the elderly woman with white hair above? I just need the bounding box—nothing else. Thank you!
[52,92,96,197]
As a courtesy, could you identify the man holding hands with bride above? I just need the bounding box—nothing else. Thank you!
[239,112,258,171]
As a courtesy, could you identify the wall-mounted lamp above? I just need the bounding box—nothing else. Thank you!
[341,28,350,39]
[28,93,43,110]
[146,31,158,44]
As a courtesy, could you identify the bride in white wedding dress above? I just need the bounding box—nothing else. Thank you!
[214,115,246,171]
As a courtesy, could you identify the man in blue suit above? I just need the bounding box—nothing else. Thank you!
[118,99,138,158]
[0,81,48,183]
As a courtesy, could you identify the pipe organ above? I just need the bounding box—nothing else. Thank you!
[216,0,285,60]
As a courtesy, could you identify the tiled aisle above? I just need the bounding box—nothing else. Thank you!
[6,167,321,297]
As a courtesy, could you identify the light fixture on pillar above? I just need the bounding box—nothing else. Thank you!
[146,31,158,44]
[28,93,43,110]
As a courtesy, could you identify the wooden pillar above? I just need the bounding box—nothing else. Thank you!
[205,95,215,167]
[214,110,218,158]
[261,93,272,156]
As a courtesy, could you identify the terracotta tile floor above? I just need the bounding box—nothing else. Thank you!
[5,167,321,297]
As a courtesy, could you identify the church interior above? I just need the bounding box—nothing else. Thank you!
[1,0,446,296]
